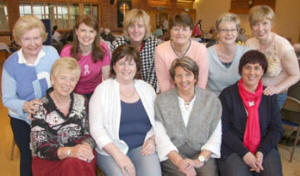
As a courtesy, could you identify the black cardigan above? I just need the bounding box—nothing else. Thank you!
[219,82,283,159]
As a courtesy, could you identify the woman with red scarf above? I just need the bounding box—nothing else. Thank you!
[218,50,283,176]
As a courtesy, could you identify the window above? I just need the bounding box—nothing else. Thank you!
[32,4,48,19]
[18,2,99,30]
[0,2,9,31]
[70,4,79,28]
[84,4,98,19]
[56,5,68,29]
[19,3,32,16]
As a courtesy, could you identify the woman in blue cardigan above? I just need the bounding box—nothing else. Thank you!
[218,50,283,176]
[2,15,59,176]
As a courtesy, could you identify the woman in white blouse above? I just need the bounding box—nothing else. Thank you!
[155,57,222,176]
[89,45,161,176]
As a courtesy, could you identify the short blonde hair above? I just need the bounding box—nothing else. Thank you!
[50,57,81,82]
[216,13,240,32]
[13,15,47,44]
[123,9,151,40]
[249,5,275,26]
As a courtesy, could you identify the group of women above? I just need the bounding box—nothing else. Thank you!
[1,4,299,176]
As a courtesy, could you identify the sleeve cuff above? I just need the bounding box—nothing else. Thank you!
[201,144,220,158]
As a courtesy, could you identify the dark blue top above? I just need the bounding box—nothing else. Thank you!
[219,82,283,159]
[119,99,151,150]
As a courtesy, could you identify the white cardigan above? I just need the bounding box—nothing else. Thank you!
[89,78,156,155]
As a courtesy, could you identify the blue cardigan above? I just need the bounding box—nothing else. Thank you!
[219,82,283,159]
[1,45,59,124]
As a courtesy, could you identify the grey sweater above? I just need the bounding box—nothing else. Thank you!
[155,87,221,157]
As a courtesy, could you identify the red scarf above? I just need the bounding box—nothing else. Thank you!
[238,79,263,154]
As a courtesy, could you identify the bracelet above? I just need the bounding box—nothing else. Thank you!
[66,149,71,157]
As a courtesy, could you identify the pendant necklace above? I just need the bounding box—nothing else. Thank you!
[171,39,191,58]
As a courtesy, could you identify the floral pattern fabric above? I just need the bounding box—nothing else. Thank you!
[30,88,95,160]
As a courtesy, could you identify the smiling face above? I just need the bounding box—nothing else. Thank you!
[75,23,97,48]
[251,19,272,42]
[170,25,192,46]
[19,28,43,58]
[128,19,146,44]
[217,21,238,45]
[174,66,196,94]
[241,63,264,92]
[113,56,137,83]
[51,70,78,98]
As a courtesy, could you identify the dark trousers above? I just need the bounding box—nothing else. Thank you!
[218,148,282,176]
[10,117,32,176]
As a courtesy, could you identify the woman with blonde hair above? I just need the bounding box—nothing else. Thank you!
[2,15,59,176]
[31,57,96,176]
[112,9,160,90]
[246,5,300,108]
[207,13,249,96]
[61,15,110,100]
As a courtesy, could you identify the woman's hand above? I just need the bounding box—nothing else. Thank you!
[255,151,264,169]
[250,151,264,173]
[70,143,94,162]
[114,152,136,176]
[140,136,156,156]
[243,152,258,171]
[192,158,205,168]
[23,99,42,115]
[177,159,197,176]
[264,85,281,96]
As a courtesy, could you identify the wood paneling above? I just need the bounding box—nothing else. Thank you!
[230,0,276,14]
[147,0,171,8]
[7,0,19,32]
[20,0,99,3]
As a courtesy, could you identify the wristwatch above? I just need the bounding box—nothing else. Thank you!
[198,155,206,164]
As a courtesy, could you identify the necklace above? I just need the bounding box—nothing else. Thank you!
[171,39,191,58]
[50,93,71,116]
[184,101,190,110]
[216,44,236,63]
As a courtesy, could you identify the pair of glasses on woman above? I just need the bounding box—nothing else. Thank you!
[219,29,237,33]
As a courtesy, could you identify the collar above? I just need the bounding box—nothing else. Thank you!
[17,47,46,66]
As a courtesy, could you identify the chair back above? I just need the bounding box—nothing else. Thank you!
[281,96,300,125]
[283,96,300,113]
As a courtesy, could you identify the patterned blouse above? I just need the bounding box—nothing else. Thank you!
[30,88,95,160]
[112,36,160,90]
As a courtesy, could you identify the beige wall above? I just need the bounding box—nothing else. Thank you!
[194,0,300,43]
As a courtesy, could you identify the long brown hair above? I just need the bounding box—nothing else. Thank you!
[71,15,105,63]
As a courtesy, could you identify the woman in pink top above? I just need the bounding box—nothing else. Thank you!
[61,15,110,99]
[246,5,300,108]
[155,12,208,92]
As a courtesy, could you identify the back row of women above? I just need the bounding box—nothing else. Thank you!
[2,4,299,176]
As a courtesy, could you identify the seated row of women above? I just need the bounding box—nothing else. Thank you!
[1,4,298,176]
[30,47,283,176]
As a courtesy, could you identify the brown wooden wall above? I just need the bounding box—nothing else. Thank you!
[230,0,276,14]
[1,0,196,35]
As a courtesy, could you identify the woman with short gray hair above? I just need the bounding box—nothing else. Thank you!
[155,57,221,176]
[207,13,249,96]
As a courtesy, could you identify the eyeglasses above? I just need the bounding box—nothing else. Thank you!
[219,29,237,33]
